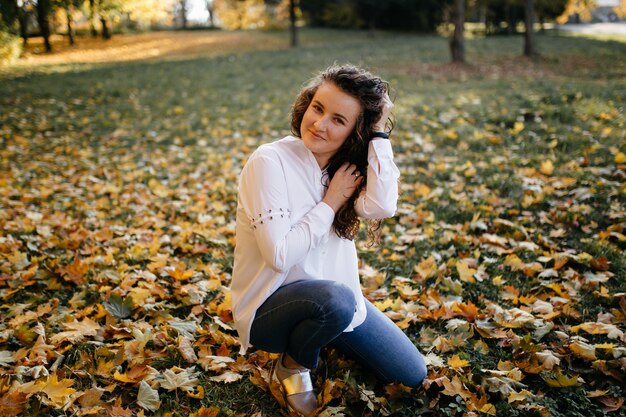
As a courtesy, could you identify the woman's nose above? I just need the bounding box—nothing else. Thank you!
[314,117,327,131]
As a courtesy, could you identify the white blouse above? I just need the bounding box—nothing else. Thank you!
[231,135,400,354]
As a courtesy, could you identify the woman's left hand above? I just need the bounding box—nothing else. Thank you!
[372,92,393,133]
[322,162,363,213]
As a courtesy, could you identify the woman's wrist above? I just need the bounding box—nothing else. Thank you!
[371,131,389,139]
[322,195,343,213]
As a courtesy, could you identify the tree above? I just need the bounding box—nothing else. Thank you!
[535,0,568,30]
[523,0,536,56]
[0,0,19,33]
[450,0,465,63]
[481,0,567,34]
[177,0,188,29]
[89,0,98,36]
[299,0,451,32]
[35,0,53,52]
[359,0,385,34]
[205,0,215,26]
[288,0,297,47]
[57,0,82,46]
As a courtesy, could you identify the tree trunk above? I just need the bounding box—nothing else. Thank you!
[450,0,465,63]
[89,0,98,37]
[101,17,111,39]
[66,6,75,46]
[35,0,52,53]
[523,0,537,56]
[18,7,29,46]
[289,0,298,47]
[180,0,188,29]
[205,0,214,27]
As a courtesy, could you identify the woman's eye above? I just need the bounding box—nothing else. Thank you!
[334,118,345,125]
[313,104,322,112]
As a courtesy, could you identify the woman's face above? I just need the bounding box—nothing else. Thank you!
[300,82,361,169]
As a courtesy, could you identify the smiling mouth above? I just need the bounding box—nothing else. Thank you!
[309,129,325,141]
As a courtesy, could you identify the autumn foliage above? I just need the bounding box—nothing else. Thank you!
[1,30,625,416]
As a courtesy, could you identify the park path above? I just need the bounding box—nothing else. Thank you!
[557,22,626,36]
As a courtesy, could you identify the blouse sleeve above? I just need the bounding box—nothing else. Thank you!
[238,152,335,273]
[354,139,401,219]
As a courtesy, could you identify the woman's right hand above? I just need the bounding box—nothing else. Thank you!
[322,162,363,213]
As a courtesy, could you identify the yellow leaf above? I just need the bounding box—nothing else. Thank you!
[540,160,554,176]
[448,354,470,369]
[444,129,458,140]
[40,374,76,407]
[615,152,626,164]
[374,298,394,312]
[510,121,524,134]
[415,256,437,279]
[492,275,504,286]
[595,343,615,350]
[456,259,476,283]
[504,254,525,271]
[174,106,184,114]
[114,371,139,383]
[128,287,151,305]
[464,162,476,178]
[587,390,609,398]
[187,385,205,399]
[414,183,431,198]
[570,340,596,361]
[479,403,497,415]
[508,389,533,403]
[543,373,581,388]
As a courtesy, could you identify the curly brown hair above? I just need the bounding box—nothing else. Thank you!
[290,64,394,242]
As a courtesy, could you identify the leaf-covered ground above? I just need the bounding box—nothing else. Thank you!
[1,29,625,417]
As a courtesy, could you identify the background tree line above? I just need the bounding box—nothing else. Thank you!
[1,0,622,64]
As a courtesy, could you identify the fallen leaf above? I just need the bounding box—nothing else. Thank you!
[137,381,160,412]
[158,367,200,392]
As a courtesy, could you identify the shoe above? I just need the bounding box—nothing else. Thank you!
[272,353,318,416]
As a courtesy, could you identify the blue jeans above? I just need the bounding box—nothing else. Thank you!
[249,280,427,387]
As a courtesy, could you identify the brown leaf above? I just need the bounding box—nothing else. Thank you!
[57,256,89,285]
[597,396,624,413]
[178,336,198,363]
[49,318,101,344]
[0,391,28,417]
[78,387,105,407]
[109,405,133,417]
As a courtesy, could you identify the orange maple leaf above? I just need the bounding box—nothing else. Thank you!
[57,256,89,285]
[168,262,194,281]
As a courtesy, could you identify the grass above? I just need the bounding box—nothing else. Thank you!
[1,28,625,417]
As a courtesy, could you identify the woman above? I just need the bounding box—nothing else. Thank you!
[231,64,426,416]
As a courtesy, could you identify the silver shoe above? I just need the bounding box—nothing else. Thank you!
[273,354,318,416]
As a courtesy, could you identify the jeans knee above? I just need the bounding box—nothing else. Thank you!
[318,282,355,327]
[401,354,427,388]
